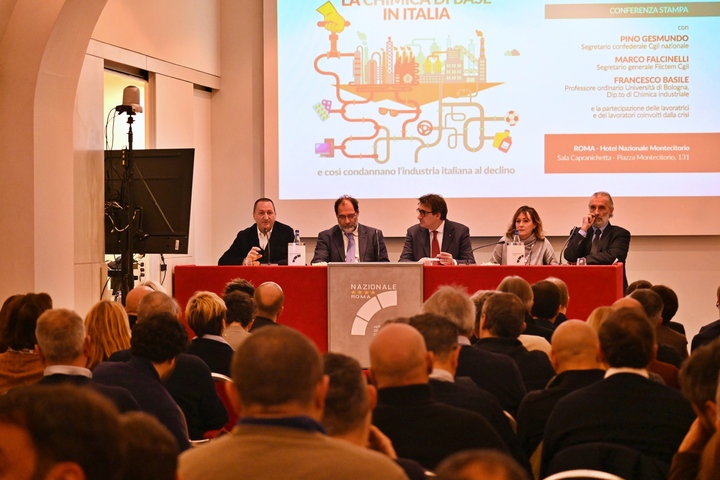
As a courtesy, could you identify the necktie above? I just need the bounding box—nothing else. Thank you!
[345,232,356,263]
[590,229,602,255]
[431,230,440,258]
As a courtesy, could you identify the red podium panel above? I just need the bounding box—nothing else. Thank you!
[174,264,623,352]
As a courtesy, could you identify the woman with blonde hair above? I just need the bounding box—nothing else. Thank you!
[85,300,131,370]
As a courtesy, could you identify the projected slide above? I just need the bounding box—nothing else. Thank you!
[275,1,720,199]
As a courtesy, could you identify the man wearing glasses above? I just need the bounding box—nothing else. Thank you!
[311,195,389,263]
[400,193,475,265]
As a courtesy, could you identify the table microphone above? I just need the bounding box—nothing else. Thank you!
[458,240,505,265]
[264,228,271,265]
[558,226,579,264]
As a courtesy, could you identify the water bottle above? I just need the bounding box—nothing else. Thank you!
[506,229,524,265]
[288,229,306,265]
[294,230,301,245]
[512,229,521,245]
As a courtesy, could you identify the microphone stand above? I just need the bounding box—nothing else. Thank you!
[558,227,579,265]
[120,114,135,306]
[458,240,505,265]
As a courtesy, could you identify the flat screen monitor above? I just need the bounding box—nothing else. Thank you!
[104,148,195,254]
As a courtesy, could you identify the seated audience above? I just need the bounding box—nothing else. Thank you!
[652,284,686,335]
[93,311,192,451]
[250,281,285,331]
[223,277,255,297]
[638,286,688,360]
[691,284,720,352]
[179,327,407,480]
[0,293,52,393]
[119,411,179,480]
[497,276,552,343]
[84,299,131,369]
[186,291,234,375]
[0,384,123,480]
[630,288,685,367]
[0,294,22,353]
[422,286,526,415]
[586,305,615,334]
[124,285,153,328]
[626,279,653,295]
[476,292,556,393]
[435,449,530,480]
[530,280,561,331]
[35,308,139,412]
[369,322,507,470]
[541,307,695,477]
[545,277,570,327]
[222,290,255,349]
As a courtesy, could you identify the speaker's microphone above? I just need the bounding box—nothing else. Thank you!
[115,86,143,115]
[375,230,380,261]
[264,228,271,265]
[559,226,579,265]
[471,240,505,253]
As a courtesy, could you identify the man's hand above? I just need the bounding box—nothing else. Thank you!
[244,246,262,266]
[317,2,346,33]
[436,252,455,266]
[580,213,595,232]
[368,425,397,459]
[678,417,715,454]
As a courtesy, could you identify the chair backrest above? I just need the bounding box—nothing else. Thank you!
[544,469,625,480]
[208,372,237,437]
[546,442,667,480]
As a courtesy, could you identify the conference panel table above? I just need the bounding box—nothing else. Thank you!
[174,263,624,352]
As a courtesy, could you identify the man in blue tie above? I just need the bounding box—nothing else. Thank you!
[311,195,389,263]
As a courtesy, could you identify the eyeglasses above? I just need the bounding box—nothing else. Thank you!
[337,214,357,221]
[416,208,432,217]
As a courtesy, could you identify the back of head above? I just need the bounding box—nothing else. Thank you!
[322,352,369,436]
[2,293,52,350]
[629,288,664,325]
[482,292,526,339]
[125,286,154,316]
[422,286,475,337]
[599,307,655,368]
[409,313,459,360]
[224,290,256,328]
[369,322,429,388]
[232,327,322,410]
[626,279,652,296]
[530,280,561,320]
[130,312,188,363]
[650,284,679,325]
[254,281,284,319]
[35,309,85,364]
[185,291,226,337]
[679,338,720,412]
[497,276,533,312]
[551,320,600,371]
[436,449,530,480]
[0,294,23,352]
[223,277,255,297]
[586,306,616,333]
[0,384,122,480]
[136,291,180,324]
[84,300,131,369]
[119,411,178,480]
[545,277,569,308]
[471,290,496,337]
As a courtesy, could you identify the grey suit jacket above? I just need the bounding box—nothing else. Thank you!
[311,224,389,263]
[399,219,475,264]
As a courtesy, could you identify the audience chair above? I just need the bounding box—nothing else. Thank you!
[202,372,237,439]
[543,470,625,480]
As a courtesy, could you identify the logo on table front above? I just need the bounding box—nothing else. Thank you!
[349,283,397,336]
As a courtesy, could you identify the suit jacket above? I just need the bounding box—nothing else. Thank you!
[311,224,389,263]
[248,316,280,333]
[516,369,606,458]
[563,223,631,289]
[38,373,140,413]
[93,356,192,451]
[541,373,695,477]
[399,219,475,264]
[108,350,228,440]
[187,337,234,376]
[372,384,507,470]
[218,221,296,265]
[656,325,689,360]
[456,344,526,416]
[475,337,556,393]
[691,319,720,352]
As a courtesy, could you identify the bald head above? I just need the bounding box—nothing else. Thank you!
[369,323,431,388]
[254,282,284,320]
[612,296,644,314]
[125,286,154,316]
[136,291,181,324]
[550,320,602,373]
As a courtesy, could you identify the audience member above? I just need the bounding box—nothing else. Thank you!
[369,322,507,470]
[669,339,720,480]
[125,285,153,328]
[0,294,22,353]
[223,277,255,297]
[410,313,530,473]
[435,449,530,480]
[0,293,52,393]
[541,307,695,477]
[0,384,123,480]
[516,321,605,461]
[630,288,686,366]
[399,193,475,265]
[186,291,233,375]
[652,284,686,334]
[93,312,192,451]
[691,284,720,352]
[179,327,407,479]
[119,411,179,480]
[626,279,653,295]
[422,286,526,415]
[251,281,285,331]
[545,277,570,327]
[135,290,181,324]
[530,280,561,330]
[497,276,552,343]
[35,308,139,412]
[476,292,556,392]
[586,305,615,334]
[222,290,255,349]
[323,352,428,480]
[84,299,131,369]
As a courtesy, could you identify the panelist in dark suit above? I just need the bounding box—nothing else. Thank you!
[311,195,389,263]
[399,193,475,265]
[563,191,631,289]
[218,198,296,265]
